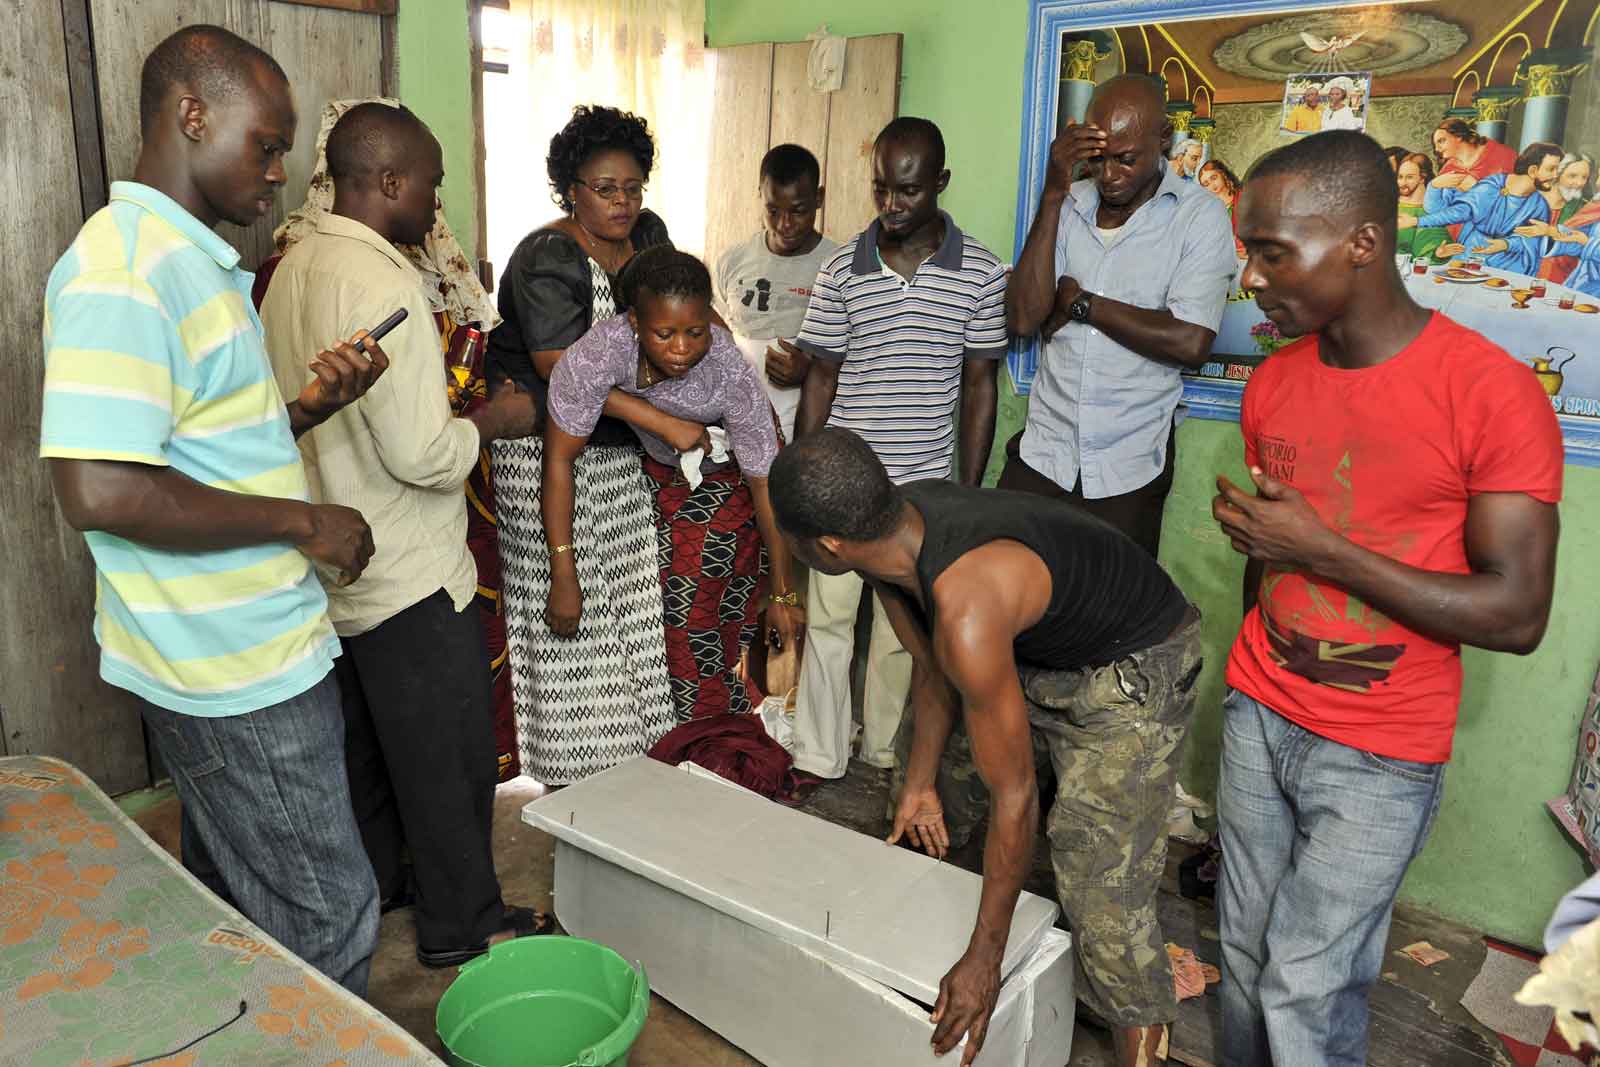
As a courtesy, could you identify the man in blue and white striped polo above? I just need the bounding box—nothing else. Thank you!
[788,117,1007,787]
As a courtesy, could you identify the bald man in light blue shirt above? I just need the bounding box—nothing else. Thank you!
[1005,75,1237,558]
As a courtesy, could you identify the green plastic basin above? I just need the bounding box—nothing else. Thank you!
[436,936,649,1067]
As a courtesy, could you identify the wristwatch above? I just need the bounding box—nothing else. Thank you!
[1068,290,1094,323]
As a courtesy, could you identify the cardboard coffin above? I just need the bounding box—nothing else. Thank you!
[553,840,1076,1066]
[522,758,1074,1065]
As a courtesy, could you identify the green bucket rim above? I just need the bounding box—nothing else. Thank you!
[435,935,649,1067]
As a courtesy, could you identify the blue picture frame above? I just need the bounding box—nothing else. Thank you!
[1009,0,1600,465]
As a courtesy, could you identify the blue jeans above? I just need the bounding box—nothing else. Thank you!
[1217,689,1445,1067]
[139,671,380,996]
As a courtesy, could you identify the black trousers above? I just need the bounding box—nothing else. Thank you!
[996,421,1178,559]
[336,587,504,950]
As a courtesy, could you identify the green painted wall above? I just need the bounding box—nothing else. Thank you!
[709,0,1596,946]
[396,2,479,261]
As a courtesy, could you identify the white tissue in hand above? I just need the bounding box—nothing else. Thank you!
[707,426,730,462]
[678,427,731,490]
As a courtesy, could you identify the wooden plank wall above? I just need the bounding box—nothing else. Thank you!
[703,34,902,270]
[0,0,149,792]
[272,2,386,212]
[88,0,383,271]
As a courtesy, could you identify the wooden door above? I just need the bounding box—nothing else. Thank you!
[704,34,903,270]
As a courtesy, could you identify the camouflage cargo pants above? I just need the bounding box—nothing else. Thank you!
[892,607,1203,1026]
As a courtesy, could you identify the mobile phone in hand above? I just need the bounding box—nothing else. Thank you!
[353,308,408,353]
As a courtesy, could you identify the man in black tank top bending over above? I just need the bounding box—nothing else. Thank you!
[771,428,1202,1067]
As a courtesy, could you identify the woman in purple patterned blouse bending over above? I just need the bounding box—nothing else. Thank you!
[543,248,802,720]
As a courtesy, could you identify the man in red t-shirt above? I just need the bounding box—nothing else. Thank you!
[1211,130,1563,1067]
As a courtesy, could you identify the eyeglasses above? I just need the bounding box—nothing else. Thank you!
[575,179,646,203]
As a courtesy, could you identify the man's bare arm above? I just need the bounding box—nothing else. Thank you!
[872,582,960,806]
[1084,297,1218,369]
[1007,123,1106,335]
[957,356,999,487]
[1041,278,1217,369]
[795,356,842,439]
[50,459,374,585]
[926,599,1039,1064]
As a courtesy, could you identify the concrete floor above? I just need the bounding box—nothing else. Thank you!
[130,776,1118,1065]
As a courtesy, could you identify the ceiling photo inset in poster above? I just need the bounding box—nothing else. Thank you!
[1281,71,1372,134]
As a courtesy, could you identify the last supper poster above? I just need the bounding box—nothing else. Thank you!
[1012,0,1600,462]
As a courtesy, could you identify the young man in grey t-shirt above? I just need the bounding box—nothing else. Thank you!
[713,144,840,442]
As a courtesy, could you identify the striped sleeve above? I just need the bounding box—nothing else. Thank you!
[41,268,179,465]
[796,256,849,363]
[964,259,1010,357]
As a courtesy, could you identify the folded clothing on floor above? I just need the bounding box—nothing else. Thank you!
[648,713,793,798]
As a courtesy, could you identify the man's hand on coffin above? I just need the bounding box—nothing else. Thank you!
[931,946,1003,1064]
[887,785,949,859]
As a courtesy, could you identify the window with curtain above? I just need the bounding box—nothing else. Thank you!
[482,0,715,278]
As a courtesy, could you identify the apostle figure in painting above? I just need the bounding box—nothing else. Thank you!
[1529,153,1599,288]
[1395,152,1450,264]
[1407,141,1563,276]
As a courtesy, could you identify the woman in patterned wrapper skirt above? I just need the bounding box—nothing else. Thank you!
[484,105,707,784]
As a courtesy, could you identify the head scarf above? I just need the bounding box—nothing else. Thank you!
[274,97,501,332]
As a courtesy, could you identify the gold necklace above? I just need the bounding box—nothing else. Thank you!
[574,217,629,273]
[635,332,659,388]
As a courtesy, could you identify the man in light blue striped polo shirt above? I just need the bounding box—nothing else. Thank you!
[41,25,389,994]
[788,116,1007,785]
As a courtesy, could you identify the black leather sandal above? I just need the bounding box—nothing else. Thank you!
[415,906,557,968]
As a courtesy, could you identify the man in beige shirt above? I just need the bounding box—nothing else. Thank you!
[262,102,542,967]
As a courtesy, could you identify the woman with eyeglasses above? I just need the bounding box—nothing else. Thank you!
[486,104,698,785]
